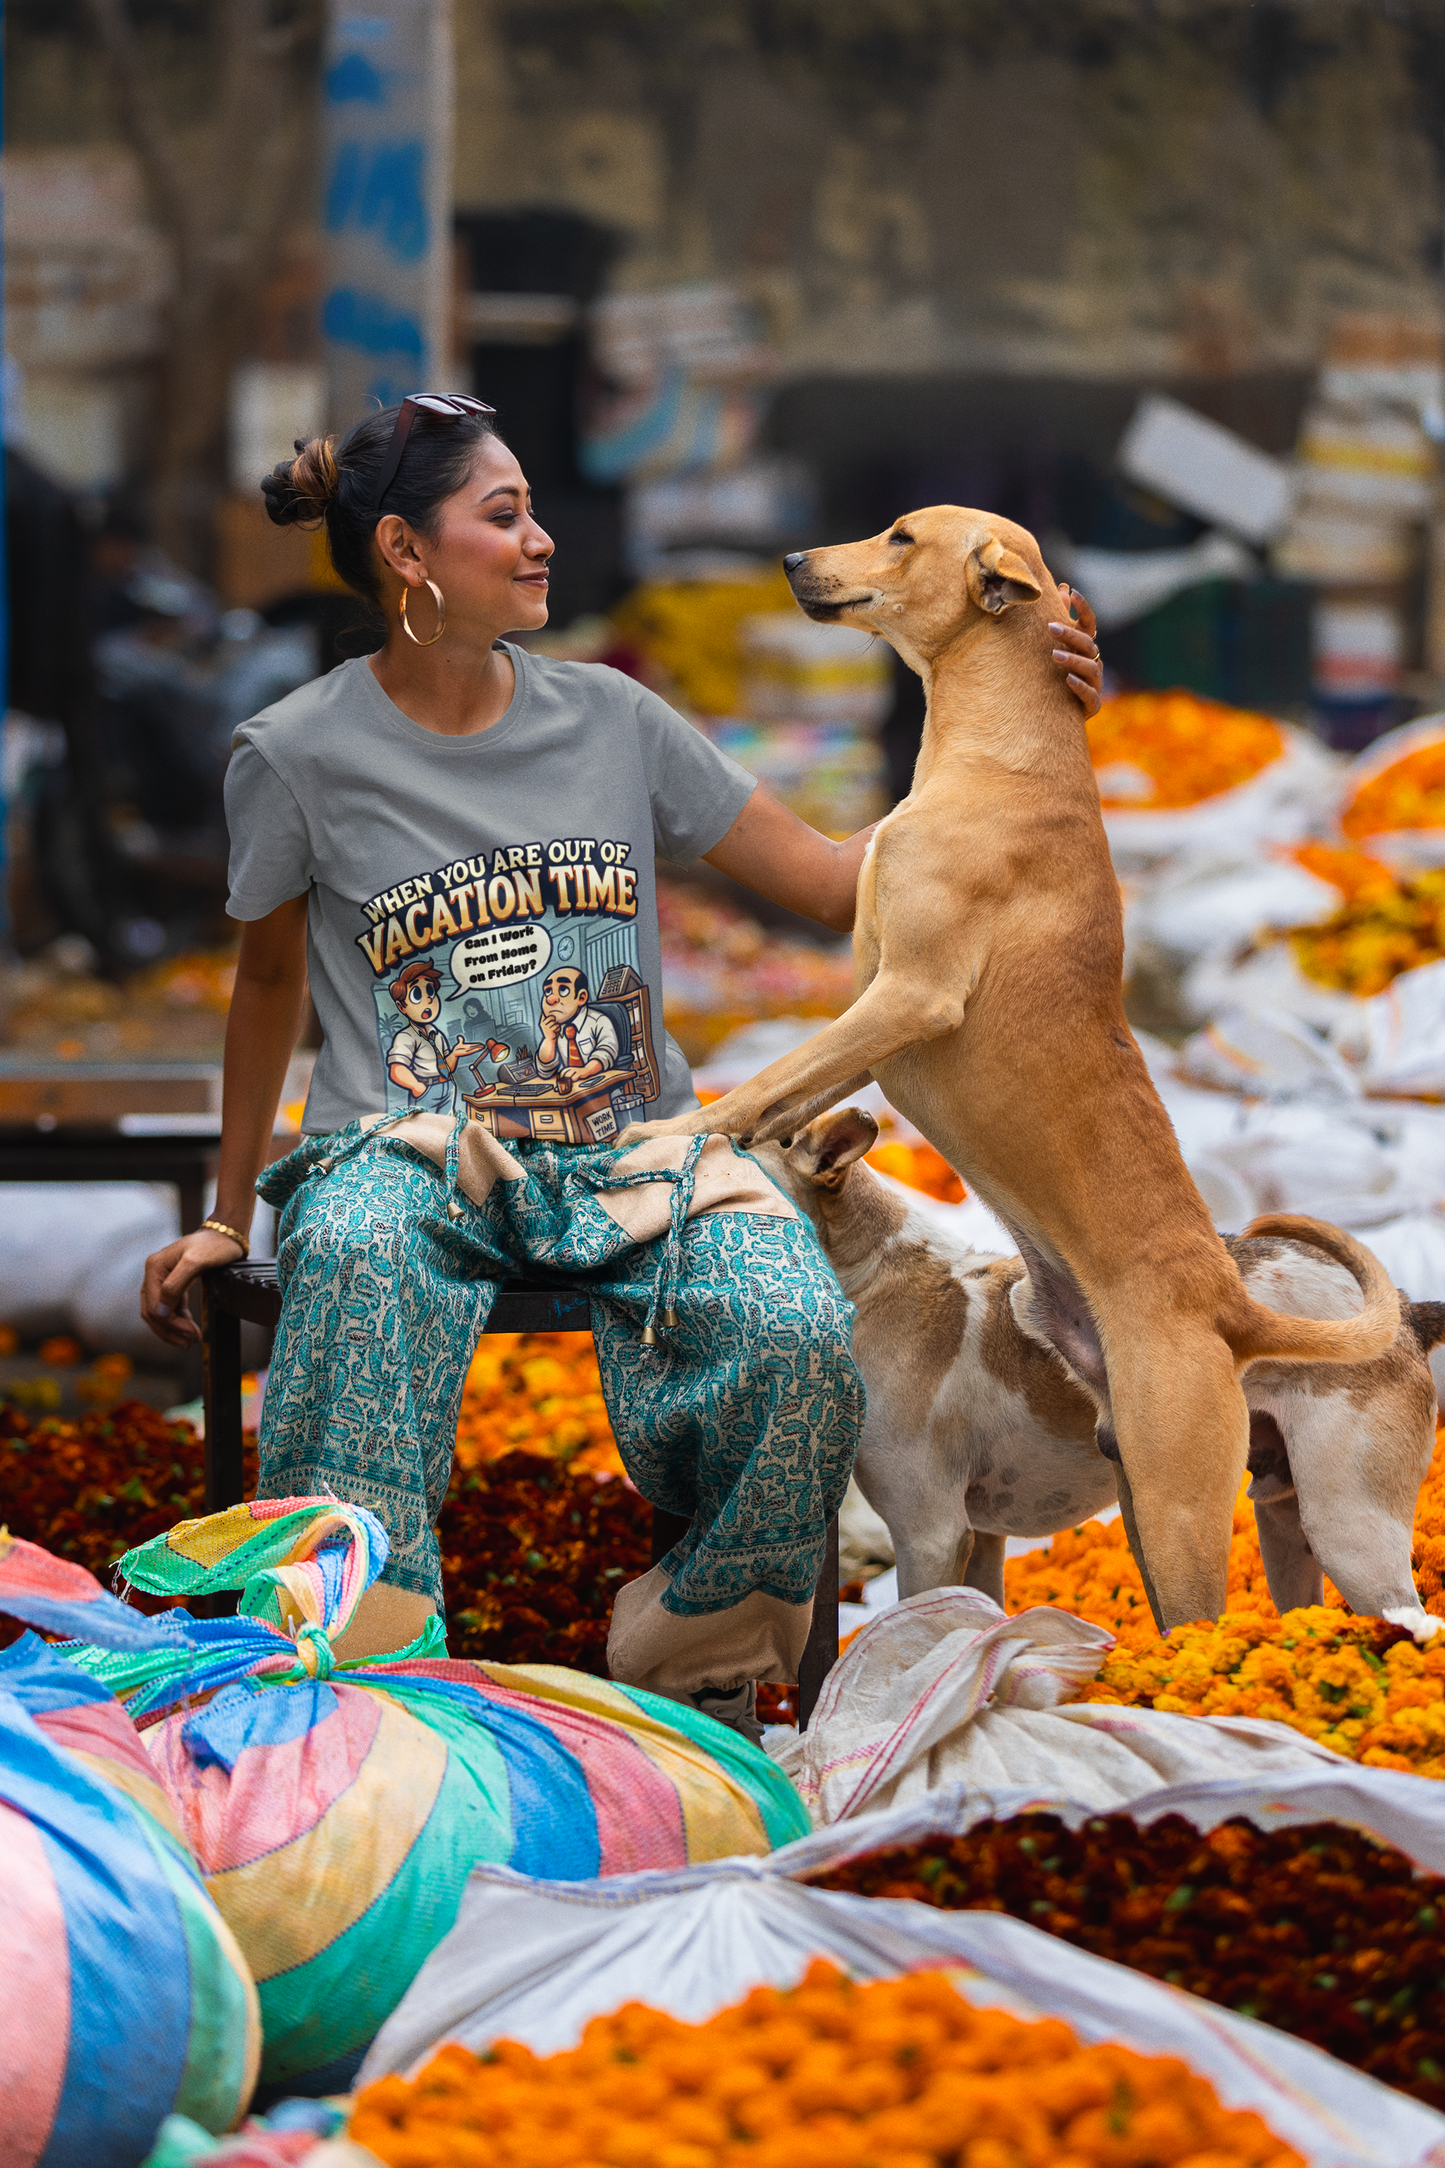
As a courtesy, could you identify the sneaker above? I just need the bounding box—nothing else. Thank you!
[693,1680,765,1747]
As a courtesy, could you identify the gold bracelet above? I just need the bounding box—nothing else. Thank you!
[201,1218,250,1258]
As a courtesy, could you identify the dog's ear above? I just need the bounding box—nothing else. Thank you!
[785,1107,879,1189]
[966,535,1042,617]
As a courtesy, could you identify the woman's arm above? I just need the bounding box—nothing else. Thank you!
[704,593,1105,935]
[140,894,310,1348]
[704,791,873,934]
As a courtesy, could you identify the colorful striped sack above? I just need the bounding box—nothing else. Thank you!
[0,1533,260,2168]
[65,1497,809,2096]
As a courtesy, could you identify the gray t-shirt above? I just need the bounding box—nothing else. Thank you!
[225,647,755,1136]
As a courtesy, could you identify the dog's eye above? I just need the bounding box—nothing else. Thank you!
[890,530,914,546]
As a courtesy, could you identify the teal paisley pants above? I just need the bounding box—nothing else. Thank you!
[254,1123,863,1635]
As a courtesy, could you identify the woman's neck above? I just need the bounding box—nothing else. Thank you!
[369,618,517,738]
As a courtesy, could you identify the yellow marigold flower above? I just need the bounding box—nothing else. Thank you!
[1007,1426,1445,1776]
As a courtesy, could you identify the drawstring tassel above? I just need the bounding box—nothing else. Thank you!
[443,1113,468,1224]
[570,1132,707,1352]
[643,1134,705,1351]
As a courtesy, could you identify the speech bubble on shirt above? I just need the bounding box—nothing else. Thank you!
[448,923,553,998]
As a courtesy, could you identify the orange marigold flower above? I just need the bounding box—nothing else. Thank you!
[1087,691,1282,811]
[349,1961,1301,2168]
[453,1331,624,1478]
[1343,738,1445,840]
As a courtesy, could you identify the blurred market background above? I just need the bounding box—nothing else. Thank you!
[12,0,1445,1470]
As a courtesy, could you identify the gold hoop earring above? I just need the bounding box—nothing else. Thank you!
[399,579,446,646]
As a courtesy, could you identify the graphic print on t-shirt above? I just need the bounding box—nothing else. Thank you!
[355,833,661,1143]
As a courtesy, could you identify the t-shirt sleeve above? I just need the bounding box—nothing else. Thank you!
[224,736,313,920]
[630,678,757,865]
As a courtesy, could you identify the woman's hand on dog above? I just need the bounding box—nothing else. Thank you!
[1051,585,1103,717]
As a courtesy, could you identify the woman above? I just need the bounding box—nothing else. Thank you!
[141,396,1102,1731]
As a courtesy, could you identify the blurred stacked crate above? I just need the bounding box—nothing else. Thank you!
[1272,315,1443,747]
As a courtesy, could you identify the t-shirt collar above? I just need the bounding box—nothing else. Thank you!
[357,642,530,752]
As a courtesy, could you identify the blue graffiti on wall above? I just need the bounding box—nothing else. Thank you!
[325,139,430,261]
[324,51,386,103]
[322,288,426,361]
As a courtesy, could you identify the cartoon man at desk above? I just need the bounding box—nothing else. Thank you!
[386,958,484,1112]
[535,966,618,1083]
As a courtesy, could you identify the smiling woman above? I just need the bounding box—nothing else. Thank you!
[134,399,1102,1729]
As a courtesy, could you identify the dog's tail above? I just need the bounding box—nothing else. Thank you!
[1221,1213,1399,1370]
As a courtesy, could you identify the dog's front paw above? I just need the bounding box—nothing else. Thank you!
[1383,1603,1444,1643]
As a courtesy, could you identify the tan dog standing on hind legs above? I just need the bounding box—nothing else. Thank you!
[624,506,1400,1630]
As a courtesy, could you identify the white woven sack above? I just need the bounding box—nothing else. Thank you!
[358,1861,1445,2168]
[770,1589,1336,1827]
[1102,725,1340,872]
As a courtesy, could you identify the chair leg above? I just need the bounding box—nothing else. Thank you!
[649,1507,691,1568]
[201,1279,246,1514]
[797,1513,840,1731]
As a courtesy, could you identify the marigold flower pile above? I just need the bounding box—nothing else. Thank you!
[609,567,799,716]
[442,1447,651,1670]
[1285,843,1445,997]
[1343,736,1445,842]
[349,1958,1302,2168]
[1087,691,1283,810]
[813,1811,1445,2109]
[0,1397,236,1615]
[658,877,854,1063]
[865,1138,968,1204]
[455,1332,625,1477]
[0,1341,652,1669]
[1004,1428,1445,1775]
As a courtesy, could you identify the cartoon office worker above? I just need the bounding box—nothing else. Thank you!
[386,959,484,1111]
[535,966,619,1083]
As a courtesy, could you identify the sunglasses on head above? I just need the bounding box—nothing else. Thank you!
[372,392,496,516]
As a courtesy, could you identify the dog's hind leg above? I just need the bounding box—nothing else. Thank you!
[893,1506,978,1600]
[1244,1408,1324,1613]
[1105,1335,1249,1629]
[1253,1490,1324,1613]
[962,1530,1006,1608]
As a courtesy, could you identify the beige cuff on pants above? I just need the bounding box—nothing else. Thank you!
[607,1563,813,1700]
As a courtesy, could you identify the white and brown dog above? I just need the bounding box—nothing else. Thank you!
[762,1108,1445,1641]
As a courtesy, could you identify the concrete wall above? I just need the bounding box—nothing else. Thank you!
[7,0,1444,495]
[452,0,1445,380]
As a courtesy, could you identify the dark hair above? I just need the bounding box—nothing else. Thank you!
[548,966,588,997]
[260,404,502,606]
[389,957,443,1008]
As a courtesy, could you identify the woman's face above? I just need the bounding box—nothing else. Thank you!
[386,434,554,635]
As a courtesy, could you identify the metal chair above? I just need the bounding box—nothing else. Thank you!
[200,1261,840,1726]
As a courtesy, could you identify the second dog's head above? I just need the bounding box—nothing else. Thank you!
[755,1107,890,1268]
[783,506,1052,678]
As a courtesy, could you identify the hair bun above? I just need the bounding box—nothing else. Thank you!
[262,434,340,528]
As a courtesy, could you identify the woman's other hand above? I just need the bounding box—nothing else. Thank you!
[1050,585,1103,717]
[141,1226,247,1348]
